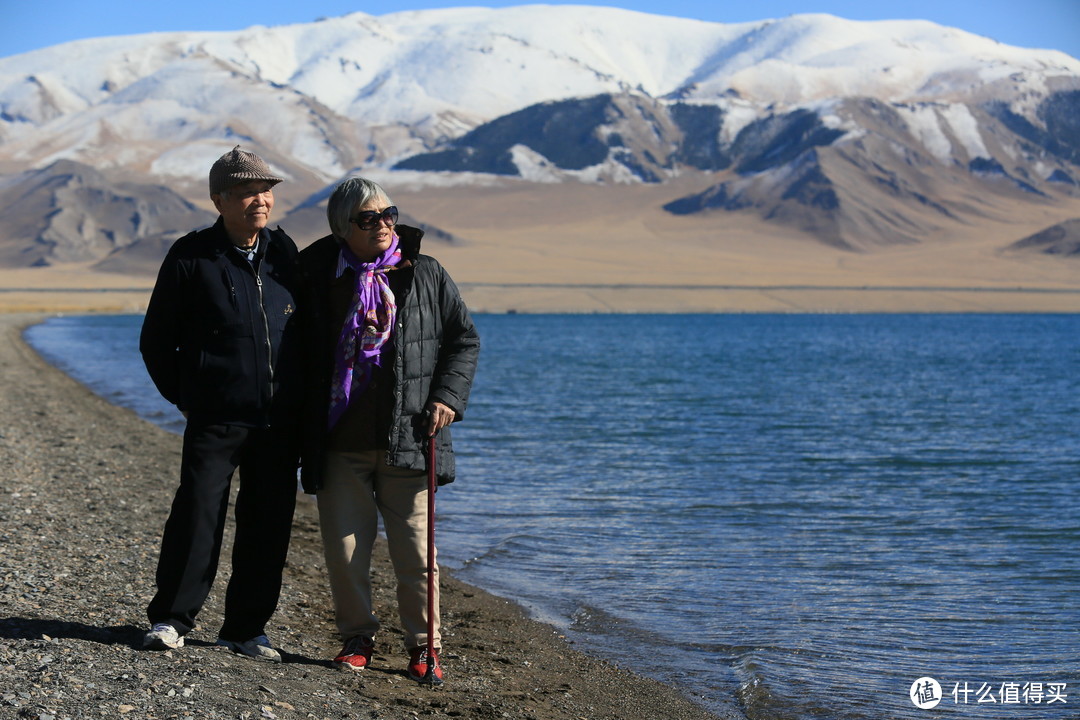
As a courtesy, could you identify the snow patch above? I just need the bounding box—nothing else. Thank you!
[939,104,990,159]
[509,145,564,184]
[897,104,956,164]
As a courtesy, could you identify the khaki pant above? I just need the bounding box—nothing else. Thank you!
[317,450,440,650]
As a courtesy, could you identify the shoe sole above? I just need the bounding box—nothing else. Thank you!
[408,670,444,685]
[143,637,183,651]
[334,659,368,672]
[216,639,281,663]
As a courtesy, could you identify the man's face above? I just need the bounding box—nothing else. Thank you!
[213,180,275,244]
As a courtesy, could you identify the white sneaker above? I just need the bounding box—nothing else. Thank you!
[216,634,282,663]
[143,623,184,650]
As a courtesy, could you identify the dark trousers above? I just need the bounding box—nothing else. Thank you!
[147,419,298,641]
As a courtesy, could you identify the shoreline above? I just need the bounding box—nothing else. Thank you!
[4,283,1080,314]
[0,313,735,719]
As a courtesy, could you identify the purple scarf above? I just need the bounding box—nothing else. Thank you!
[327,235,402,430]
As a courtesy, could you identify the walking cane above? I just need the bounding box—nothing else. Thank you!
[422,433,443,685]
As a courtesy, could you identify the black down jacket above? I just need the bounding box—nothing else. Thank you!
[140,217,301,427]
[297,225,480,492]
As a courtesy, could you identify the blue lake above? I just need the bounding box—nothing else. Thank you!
[25,313,1080,719]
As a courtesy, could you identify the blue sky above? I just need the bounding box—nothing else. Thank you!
[1,0,1078,60]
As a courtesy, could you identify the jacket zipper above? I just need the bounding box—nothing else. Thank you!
[253,260,275,403]
[225,267,239,310]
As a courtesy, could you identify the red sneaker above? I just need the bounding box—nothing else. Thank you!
[407,647,443,684]
[334,636,374,672]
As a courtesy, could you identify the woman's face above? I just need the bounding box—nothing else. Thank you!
[345,198,397,261]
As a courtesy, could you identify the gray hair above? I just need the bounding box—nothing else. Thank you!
[327,177,393,240]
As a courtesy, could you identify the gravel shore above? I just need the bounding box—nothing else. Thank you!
[0,313,727,720]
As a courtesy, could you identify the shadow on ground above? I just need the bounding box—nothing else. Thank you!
[0,616,142,646]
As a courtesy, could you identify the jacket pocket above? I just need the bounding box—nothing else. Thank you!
[192,322,257,411]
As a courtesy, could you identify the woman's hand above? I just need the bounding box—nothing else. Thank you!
[425,401,456,436]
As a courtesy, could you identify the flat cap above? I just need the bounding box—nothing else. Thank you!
[208,145,283,196]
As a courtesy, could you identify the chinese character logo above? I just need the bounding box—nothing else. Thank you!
[911,677,943,709]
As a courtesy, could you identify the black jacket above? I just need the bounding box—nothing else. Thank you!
[297,225,479,492]
[140,217,300,427]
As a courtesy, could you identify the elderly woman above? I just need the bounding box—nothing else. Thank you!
[298,177,479,683]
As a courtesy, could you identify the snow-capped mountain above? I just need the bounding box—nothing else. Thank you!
[0,5,1078,265]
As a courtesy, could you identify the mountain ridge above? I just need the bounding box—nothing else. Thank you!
[3,7,1077,172]
[0,6,1078,269]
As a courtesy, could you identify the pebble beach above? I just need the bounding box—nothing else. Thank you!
[0,313,727,720]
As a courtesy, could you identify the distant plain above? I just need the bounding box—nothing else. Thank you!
[2,176,1078,314]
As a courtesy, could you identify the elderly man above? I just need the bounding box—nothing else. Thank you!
[139,146,301,661]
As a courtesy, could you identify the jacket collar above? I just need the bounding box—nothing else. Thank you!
[395,224,424,261]
[209,216,275,262]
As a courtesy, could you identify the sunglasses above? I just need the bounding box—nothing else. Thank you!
[351,206,398,230]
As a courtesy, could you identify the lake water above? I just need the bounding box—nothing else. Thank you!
[25,313,1080,719]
